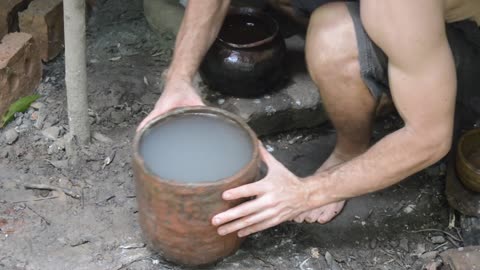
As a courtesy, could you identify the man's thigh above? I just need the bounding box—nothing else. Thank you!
[290,0,338,16]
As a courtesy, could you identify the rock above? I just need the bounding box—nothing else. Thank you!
[34,109,47,129]
[42,126,61,140]
[0,149,9,158]
[4,129,19,145]
[47,138,65,155]
[30,102,45,110]
[30,111,38,121]
[399,238,409,252]
[369,238,378,249]
[403,204,416,214]
[324,252,341,270]
[420,251,439,261]
[46,159,68,169]
[415,243,426,256]
[14,113,23,125]
[131,103,142,114]
[93,132,113,143]
[111,110,127,124]
[431,236,446,244]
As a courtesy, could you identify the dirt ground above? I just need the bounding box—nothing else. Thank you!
[0,0,465,269]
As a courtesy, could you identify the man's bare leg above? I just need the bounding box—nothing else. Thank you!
[293,2,378,224]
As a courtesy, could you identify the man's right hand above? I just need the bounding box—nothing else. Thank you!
[137,77,205,131]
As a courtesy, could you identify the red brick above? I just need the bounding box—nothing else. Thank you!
[0,0,32,38]
[18,0,64,62]
[0,32,42,116]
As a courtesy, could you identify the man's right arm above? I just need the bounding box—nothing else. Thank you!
[167,0,231,85]
[138,0,230,130]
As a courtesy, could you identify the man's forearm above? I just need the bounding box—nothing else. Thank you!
[167,0,230,84]
[304,126,451,208]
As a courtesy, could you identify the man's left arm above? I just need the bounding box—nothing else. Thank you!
[305,0,457,209]
[212,0,457,237]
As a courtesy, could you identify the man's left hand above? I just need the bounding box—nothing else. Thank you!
[212,144,311,237]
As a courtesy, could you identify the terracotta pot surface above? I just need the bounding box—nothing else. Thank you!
[200,7,287,97]
[132,106,260,266]
[456,128,480,192]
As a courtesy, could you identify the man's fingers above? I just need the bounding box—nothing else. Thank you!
[212,197,268,226]
[222,181,267,200]
[237,215,283,237]
[216,208,276,236]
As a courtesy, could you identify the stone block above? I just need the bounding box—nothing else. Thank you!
[0,0,32,38]
[0,32,42,117]
[19,0,64,62]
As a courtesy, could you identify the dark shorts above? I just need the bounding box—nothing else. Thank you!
[292,0,480,128]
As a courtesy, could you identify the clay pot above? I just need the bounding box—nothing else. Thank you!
[456,128,480,192]
[132,106,260,266]
[200,7,287,97]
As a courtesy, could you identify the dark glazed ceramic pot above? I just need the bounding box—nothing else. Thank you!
[132,106,260,266]
[456,128,480,192]
[200,7,287,97]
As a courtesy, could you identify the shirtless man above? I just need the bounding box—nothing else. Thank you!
[138,0,480,238]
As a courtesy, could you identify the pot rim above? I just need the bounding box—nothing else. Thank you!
[457,128,480,175]
[217,7,280,49]
[133,106,260,188]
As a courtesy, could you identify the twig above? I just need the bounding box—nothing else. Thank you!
[11,196,59,204]
[299,258,310,270]
[81,188,85,209]
[24,184,80,200]
[71,240,90,247]
[453,227,464,242]
[433,241,449,251]
[24,184,57,191]
[446,235,460,248]
[119,243,146,250]
[410,229,462,242]
[249,251,275,267]
[115,258,150,270]
[383,259,395,265]
[26,205,51,225]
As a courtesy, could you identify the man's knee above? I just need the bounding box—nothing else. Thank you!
[305,2,359,84]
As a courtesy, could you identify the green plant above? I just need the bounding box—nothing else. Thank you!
[1,94,40,128]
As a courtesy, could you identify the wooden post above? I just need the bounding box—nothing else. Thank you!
[64,0,90,144]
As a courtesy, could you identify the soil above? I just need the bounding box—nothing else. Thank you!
[0,0,463,269]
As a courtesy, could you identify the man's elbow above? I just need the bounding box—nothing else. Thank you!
[421,132,452,165]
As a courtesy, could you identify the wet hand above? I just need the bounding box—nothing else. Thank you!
[137,76,204,131]
[212,143,310,237]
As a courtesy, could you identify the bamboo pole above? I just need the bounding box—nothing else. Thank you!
[64,0,90,144]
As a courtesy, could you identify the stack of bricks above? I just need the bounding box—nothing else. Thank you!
[0,0,66,116]
[0,33,42,116]
[19,0,64,62]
